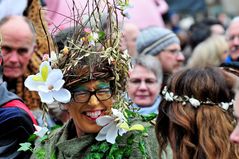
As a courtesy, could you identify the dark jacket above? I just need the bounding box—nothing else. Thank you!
[0,82,35,159]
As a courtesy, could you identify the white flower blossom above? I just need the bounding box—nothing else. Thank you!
[24,61,71,104]
[95,108,128,144]
[189,98,200,107]
[33,124,49,138]
[165,92,174,101]
[89,32,99,46]
[220,102,230,110]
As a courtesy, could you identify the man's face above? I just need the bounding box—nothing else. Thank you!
[0,20,35,79]
[230,91,239,144]
[156,43,184,73]
[226,21,239,61]
[65,80,113,136]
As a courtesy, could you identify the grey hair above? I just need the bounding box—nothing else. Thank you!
[131,55,163,84]
[225,16,239,37]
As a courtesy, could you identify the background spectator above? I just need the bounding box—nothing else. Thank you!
[224,17,239,63]
[187,35,228,68]
[127,55,163,115]
[156,67,239,159]
[125,0,168,29]
[122,23,140,57]
[137,27,184,85]
[0,52,35,158]
[0,16,55,128]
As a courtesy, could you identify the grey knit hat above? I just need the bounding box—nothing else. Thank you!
[136,27,180,56]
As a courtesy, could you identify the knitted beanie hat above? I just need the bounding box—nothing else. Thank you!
[136,27,180,56]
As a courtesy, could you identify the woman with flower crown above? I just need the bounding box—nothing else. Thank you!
[23,0,163,158]
[156,67,239,159]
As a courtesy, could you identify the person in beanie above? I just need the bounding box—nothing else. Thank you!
[137,27,185,85]
[0,53,36,158]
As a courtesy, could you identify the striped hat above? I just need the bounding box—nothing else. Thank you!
[136,27,180,56]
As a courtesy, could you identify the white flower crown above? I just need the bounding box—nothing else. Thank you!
[161,86,234,110]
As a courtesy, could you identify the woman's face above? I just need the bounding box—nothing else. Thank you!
[127,65,160,107]
[65,80,113,136]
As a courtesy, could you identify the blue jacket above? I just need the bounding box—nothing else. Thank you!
[0,82,35,159]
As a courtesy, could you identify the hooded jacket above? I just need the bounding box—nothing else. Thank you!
[0,82,35,159]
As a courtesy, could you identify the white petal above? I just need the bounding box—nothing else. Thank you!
[52,80,65,91]
[111,108,126,122]
[96,116,114,126]
[112,108,119,115]
[95,131,107,141]
[95,122,113,141]
[34,127,48,138]
[165,92,173,101]
[189,98,200,107]
[39,91,54,104]
[118,128,127,136]
[106,123,118,144]
[38,85,51,93]
[24,75,44,91]
[220,102,229,110]
[46,69,63,85]
[33,124,42,132]
[52,89,71,103]
[40,61,52,72]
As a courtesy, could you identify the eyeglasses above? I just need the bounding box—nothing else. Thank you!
[129,79,158,87]
[162,49,182,56]
[72,88,112,103]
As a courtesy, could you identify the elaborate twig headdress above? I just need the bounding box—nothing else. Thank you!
[25,0,131,110]
[51,0,130,94]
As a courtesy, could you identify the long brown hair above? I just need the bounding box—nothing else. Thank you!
[156,67,239,159]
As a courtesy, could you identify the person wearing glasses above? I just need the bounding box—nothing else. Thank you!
[127,55,163,115]
[137,26,185,86]
[29,1,160,158]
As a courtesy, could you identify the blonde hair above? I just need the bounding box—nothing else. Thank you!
[187,35,228,68]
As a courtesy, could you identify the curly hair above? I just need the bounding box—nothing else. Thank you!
[156,67,239,159]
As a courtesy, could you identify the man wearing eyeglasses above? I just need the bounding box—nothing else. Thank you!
[136,27,185,85]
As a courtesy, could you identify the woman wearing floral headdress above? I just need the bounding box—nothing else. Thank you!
[156,67,239,159]
[24,0,161,158]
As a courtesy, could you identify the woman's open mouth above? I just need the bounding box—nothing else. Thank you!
[84,110,104,120]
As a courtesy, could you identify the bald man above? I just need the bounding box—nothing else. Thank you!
[0,16,36,80]
[122,23,140,57]
[0,16,57,128]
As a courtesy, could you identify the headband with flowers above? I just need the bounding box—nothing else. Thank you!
[162,86,234,110]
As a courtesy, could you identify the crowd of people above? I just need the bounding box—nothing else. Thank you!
[1,0,239,159]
